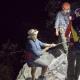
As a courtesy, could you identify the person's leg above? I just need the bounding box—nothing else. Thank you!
[34,59,48,80]
[41,66,48,76]
[74,50,80,80]
[38,66,48,80]
[67,48,75,80]
[59,28,68,54]
[31,67,36,80]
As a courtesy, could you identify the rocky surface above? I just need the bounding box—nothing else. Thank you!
[16,49,68,80]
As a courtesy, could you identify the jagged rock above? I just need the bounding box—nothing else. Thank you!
[16,50,68,80]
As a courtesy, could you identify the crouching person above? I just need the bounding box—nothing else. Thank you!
[25,29,56,80]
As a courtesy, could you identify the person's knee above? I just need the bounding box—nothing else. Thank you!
[31,67,36,73]
[44,66,48,68]
[42,66,48,70]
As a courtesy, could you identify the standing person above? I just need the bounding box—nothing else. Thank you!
[55,2,71,53]
[66,8,80,80]
[25,29,56,80]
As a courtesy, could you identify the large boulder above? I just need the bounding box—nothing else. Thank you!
[16,52,68,80]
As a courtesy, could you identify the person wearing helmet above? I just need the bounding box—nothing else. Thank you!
[26,29,56,80]
[66,8,80,80]
[55,2,71,54]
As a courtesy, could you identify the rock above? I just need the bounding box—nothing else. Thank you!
[16,50,68,80]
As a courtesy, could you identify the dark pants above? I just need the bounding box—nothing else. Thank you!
[67,47,80,80]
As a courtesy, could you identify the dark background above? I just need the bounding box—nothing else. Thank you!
[0,0,80,45]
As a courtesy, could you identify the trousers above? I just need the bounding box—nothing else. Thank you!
[67,46,80,80]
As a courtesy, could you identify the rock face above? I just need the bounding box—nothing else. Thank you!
[16,49,68,80]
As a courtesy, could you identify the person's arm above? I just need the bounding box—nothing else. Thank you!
[55,12,60,36]
[42,46,51,52]
[38,40,56,50]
